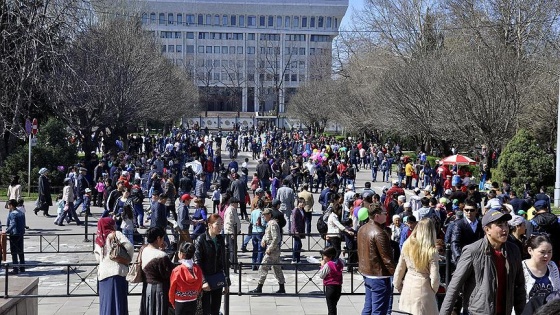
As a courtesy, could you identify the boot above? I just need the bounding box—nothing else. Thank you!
[276,283,285,294]
[249,284,263,293]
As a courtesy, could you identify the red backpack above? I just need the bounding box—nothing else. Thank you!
[204,160,214,173]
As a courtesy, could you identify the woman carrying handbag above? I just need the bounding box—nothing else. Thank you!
[94,217,134,315]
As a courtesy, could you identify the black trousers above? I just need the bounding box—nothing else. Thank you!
[325,285,342,315]
[174,300,197,315]
[201,288,222,315]
[9,234,25,271]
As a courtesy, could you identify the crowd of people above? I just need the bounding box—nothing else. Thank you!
[18,125,560,315]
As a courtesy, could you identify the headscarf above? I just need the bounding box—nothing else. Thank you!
[95,217,116,248]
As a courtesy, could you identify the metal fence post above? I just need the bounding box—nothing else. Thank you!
[83,212,90,242]
[4,264,8,298]
[445,244,451,285]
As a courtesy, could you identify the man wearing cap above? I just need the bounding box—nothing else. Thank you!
[527,200,560,263]
[440,209,526,315]
[249,208,286,294]
[35,168,53,216]
[451,199,483,265]
[298,184,314,234]
[358,202,395,314]
[177,194,193,242]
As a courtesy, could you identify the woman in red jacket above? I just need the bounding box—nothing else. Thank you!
[169,242,203,315]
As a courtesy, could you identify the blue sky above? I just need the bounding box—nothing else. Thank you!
[341,0,364,28]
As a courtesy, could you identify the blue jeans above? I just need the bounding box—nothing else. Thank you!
[292,236,302,262]
[252,233,265,265]
[362,277,391,315]
[304,211,312,234]
[260,179,270,191]
[371,168,378,181]
[134,204,144,226]
[382,171,389,182]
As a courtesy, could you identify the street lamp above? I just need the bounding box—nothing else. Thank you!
[555,77,560,207]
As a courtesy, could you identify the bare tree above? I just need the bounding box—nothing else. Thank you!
[50,14,198,158]
[0,0,88,161]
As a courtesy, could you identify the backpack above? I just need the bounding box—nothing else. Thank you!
[272,208,286,228]
[316,207,332,236]
[204,160,214,173]
[130,186,144,205]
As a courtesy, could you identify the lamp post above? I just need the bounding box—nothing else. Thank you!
[555,77,560,207]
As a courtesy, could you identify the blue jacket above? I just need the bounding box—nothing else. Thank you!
[399,225,411,250]
[150,202,167,229]
[6,209,25,236]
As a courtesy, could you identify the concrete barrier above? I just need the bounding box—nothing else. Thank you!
[0,277,38,315]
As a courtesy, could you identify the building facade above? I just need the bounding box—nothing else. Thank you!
[139,0,348,114]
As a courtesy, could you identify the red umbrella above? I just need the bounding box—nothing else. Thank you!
[441,154,477,165]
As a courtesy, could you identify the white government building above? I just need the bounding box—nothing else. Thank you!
[139,0,348,115]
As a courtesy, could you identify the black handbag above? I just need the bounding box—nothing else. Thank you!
[205,272,226,290]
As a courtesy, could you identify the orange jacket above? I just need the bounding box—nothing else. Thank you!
[169,262,203,307]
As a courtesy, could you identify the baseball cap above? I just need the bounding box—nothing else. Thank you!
[413,187,421,194]
[482,209,512,227]
[262,208,273,215]
[346,184,353,190]
[85,188,91,193]
[517,210,527,215]
[38,167,48,175]
[508,214,525,227]
[444,189,452,195]
[362,190,374,199]
[534,200,547,210]
[181,194,193,202]
[392,179,399,185]
[424,185,432,192]
[255,188,264,194]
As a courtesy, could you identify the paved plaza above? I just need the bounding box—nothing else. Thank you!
[9,148,413,315]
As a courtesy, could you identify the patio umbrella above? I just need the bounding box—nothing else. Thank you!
[441,154,477,166]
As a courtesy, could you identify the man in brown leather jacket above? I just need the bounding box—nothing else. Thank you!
[358,202,396,315]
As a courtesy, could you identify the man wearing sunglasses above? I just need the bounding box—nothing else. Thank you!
[451,199,484,265]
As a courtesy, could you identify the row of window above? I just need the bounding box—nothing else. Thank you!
[197,72,305,82]
[195,59,307,71]
[159,32,325,42]
[142,13,338,30]
[162,44,328,56]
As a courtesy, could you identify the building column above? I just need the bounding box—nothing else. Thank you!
[242,86,248,112]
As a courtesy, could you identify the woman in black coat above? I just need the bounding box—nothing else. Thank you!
[35,168,52,216]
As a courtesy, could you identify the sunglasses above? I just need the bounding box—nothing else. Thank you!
[464,208,476,212]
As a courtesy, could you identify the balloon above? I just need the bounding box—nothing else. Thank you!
[358,207,369,221]
[302,152,309,158]
[313,149,318,153]
[323,153,329,158]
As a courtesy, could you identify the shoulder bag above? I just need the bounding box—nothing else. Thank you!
[126,245,145,283]
[108,232,132,265]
